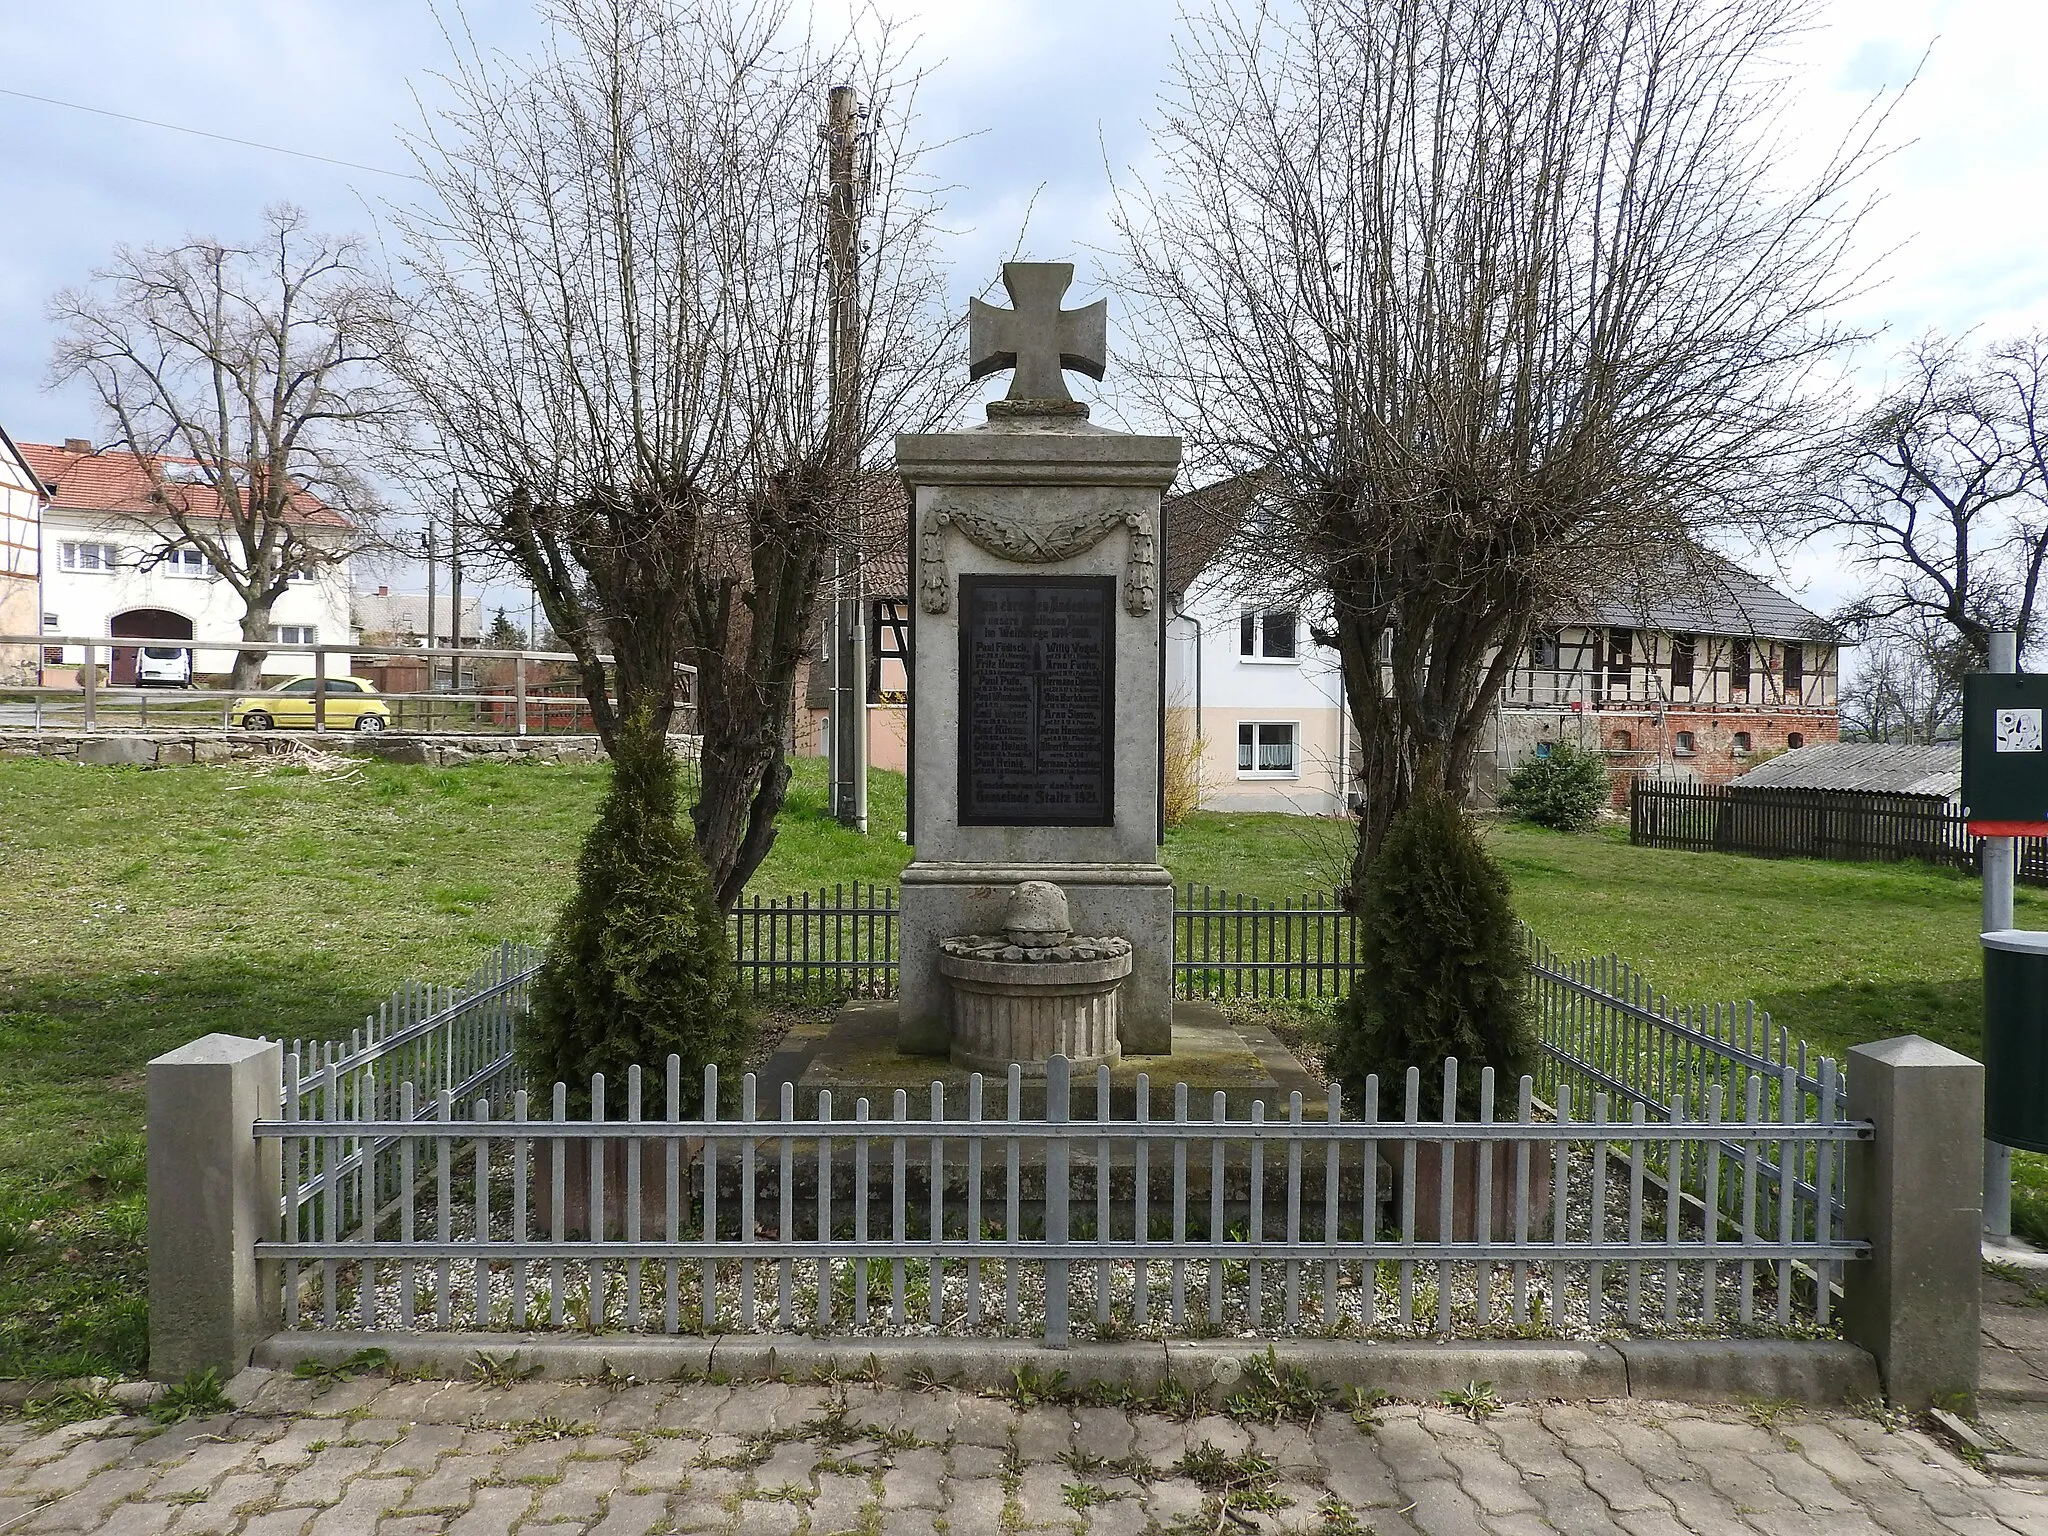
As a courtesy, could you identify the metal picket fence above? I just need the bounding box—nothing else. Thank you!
[283,942,539,1242]
[1173,885,1358,999]
[1526,933,1847,1253]
[257,1052,1866,1346]
[730,882,898,997]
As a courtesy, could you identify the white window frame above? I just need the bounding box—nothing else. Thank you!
[1238,607,1300,664]
[271,624,318,646]
[162,547,212,579]
[1237,720,1300,778]
[59,540,119,573]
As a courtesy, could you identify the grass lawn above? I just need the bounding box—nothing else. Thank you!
[1,752,2038,1379]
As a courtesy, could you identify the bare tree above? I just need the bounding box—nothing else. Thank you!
[1811,333,2048,667]
[388,0,960,907]
[1836,610,1967,743]
[48,206,389,685]
[1114,0,1889,896]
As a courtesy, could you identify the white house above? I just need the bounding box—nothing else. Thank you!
[1162,479,1351,815]
[23,439,353,684]
[0,425,44,684]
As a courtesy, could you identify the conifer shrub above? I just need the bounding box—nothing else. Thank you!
[1324,791,1535,1119]
[522,710,749,1114]
[1498,740,1609,831]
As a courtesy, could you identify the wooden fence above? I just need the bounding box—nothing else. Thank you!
[1630,778,2048,884]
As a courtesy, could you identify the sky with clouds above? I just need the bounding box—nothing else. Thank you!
[1,0,2043,619]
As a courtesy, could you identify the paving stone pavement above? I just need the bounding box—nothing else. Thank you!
[2,1368,2045,1536]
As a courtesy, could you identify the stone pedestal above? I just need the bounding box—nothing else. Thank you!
[938,881,1132,1075]
[896,389,1182,1060]
[943,948,1130,1075]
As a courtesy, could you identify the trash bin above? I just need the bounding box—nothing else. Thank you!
[1984,929,2048,1153]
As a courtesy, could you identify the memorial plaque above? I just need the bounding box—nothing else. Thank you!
[958,575,1115,825]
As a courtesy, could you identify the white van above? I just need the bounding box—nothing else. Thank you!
[135,645,193,688]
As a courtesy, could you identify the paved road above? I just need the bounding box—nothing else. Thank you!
[1,1366,2043,1536]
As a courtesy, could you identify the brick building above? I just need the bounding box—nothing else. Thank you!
[1482,551,1839,805]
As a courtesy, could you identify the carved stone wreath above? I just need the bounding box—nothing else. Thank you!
[919,505,1156,616]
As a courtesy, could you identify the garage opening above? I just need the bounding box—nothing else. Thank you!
[109,609,194,686]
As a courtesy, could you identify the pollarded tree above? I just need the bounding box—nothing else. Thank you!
[48,206,390,685]
[388,0,963,909]
[1115,0,1892,896]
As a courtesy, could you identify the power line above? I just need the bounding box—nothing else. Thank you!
[0,85,418,180]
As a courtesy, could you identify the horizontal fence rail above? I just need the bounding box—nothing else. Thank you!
[1631,778,2048,885]
[0,632,695,739]
[259,1053,1866,1346]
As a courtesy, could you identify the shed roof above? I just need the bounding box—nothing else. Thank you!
[1729,741,1961,797]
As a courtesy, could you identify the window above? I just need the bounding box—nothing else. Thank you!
[285,565,316,584]
[281,679,318,693]
[41,613,61,666]
[1606,628,1633,699]
[1674,730,1696,755]
[1670,634,1695,693]
[59,540,118,573]
[272,625,318,645]
[1787,731,1804,749]
[1239,608,1298,661]
[1732,730,1752,755]
[1237,721,1298,776]
[1534,741,1554,759]
[1783,643,1804,698]
[1730,638,1751,695]
[326,679,363,694]
[868,598,910,704]
[1529,632,1561,668]
[1610,730,1634,752]
[162,547,211,579]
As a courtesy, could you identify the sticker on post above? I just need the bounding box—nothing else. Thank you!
[1997,707,2045,753]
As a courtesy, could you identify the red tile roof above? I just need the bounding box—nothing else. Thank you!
[19,442,352,530]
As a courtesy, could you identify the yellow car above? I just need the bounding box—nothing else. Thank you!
[231,675,392,733]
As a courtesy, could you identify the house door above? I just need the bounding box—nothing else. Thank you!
[109,609,194,685]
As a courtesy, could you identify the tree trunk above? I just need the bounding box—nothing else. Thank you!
[232,602,274,689]
[687,491,831,911]
[1333,596,1533,907]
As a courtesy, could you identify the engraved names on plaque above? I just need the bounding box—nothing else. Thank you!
[958,575,1115,825]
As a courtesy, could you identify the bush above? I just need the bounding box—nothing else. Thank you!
[1499,741,1609,831]
[523,711,750,1114]
[1324,791,1535,1118]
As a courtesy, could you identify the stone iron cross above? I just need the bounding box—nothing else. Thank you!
[968,262,1107,407]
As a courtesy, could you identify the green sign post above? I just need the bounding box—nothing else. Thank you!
[1962,672,2048,833]
[1963,644,2044,1248]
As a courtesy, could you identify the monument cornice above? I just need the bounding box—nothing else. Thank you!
[901,861,1176,887]
[894,431,1182,489]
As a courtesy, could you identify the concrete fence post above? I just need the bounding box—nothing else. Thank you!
[148,1033,283,1382]
[1840,1034,1983,1410]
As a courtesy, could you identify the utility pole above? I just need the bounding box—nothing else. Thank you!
[449,494,464,693]
[825,83,869,832]
[422,520,438,687]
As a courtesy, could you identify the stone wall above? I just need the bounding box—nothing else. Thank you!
[0,730,697,769]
